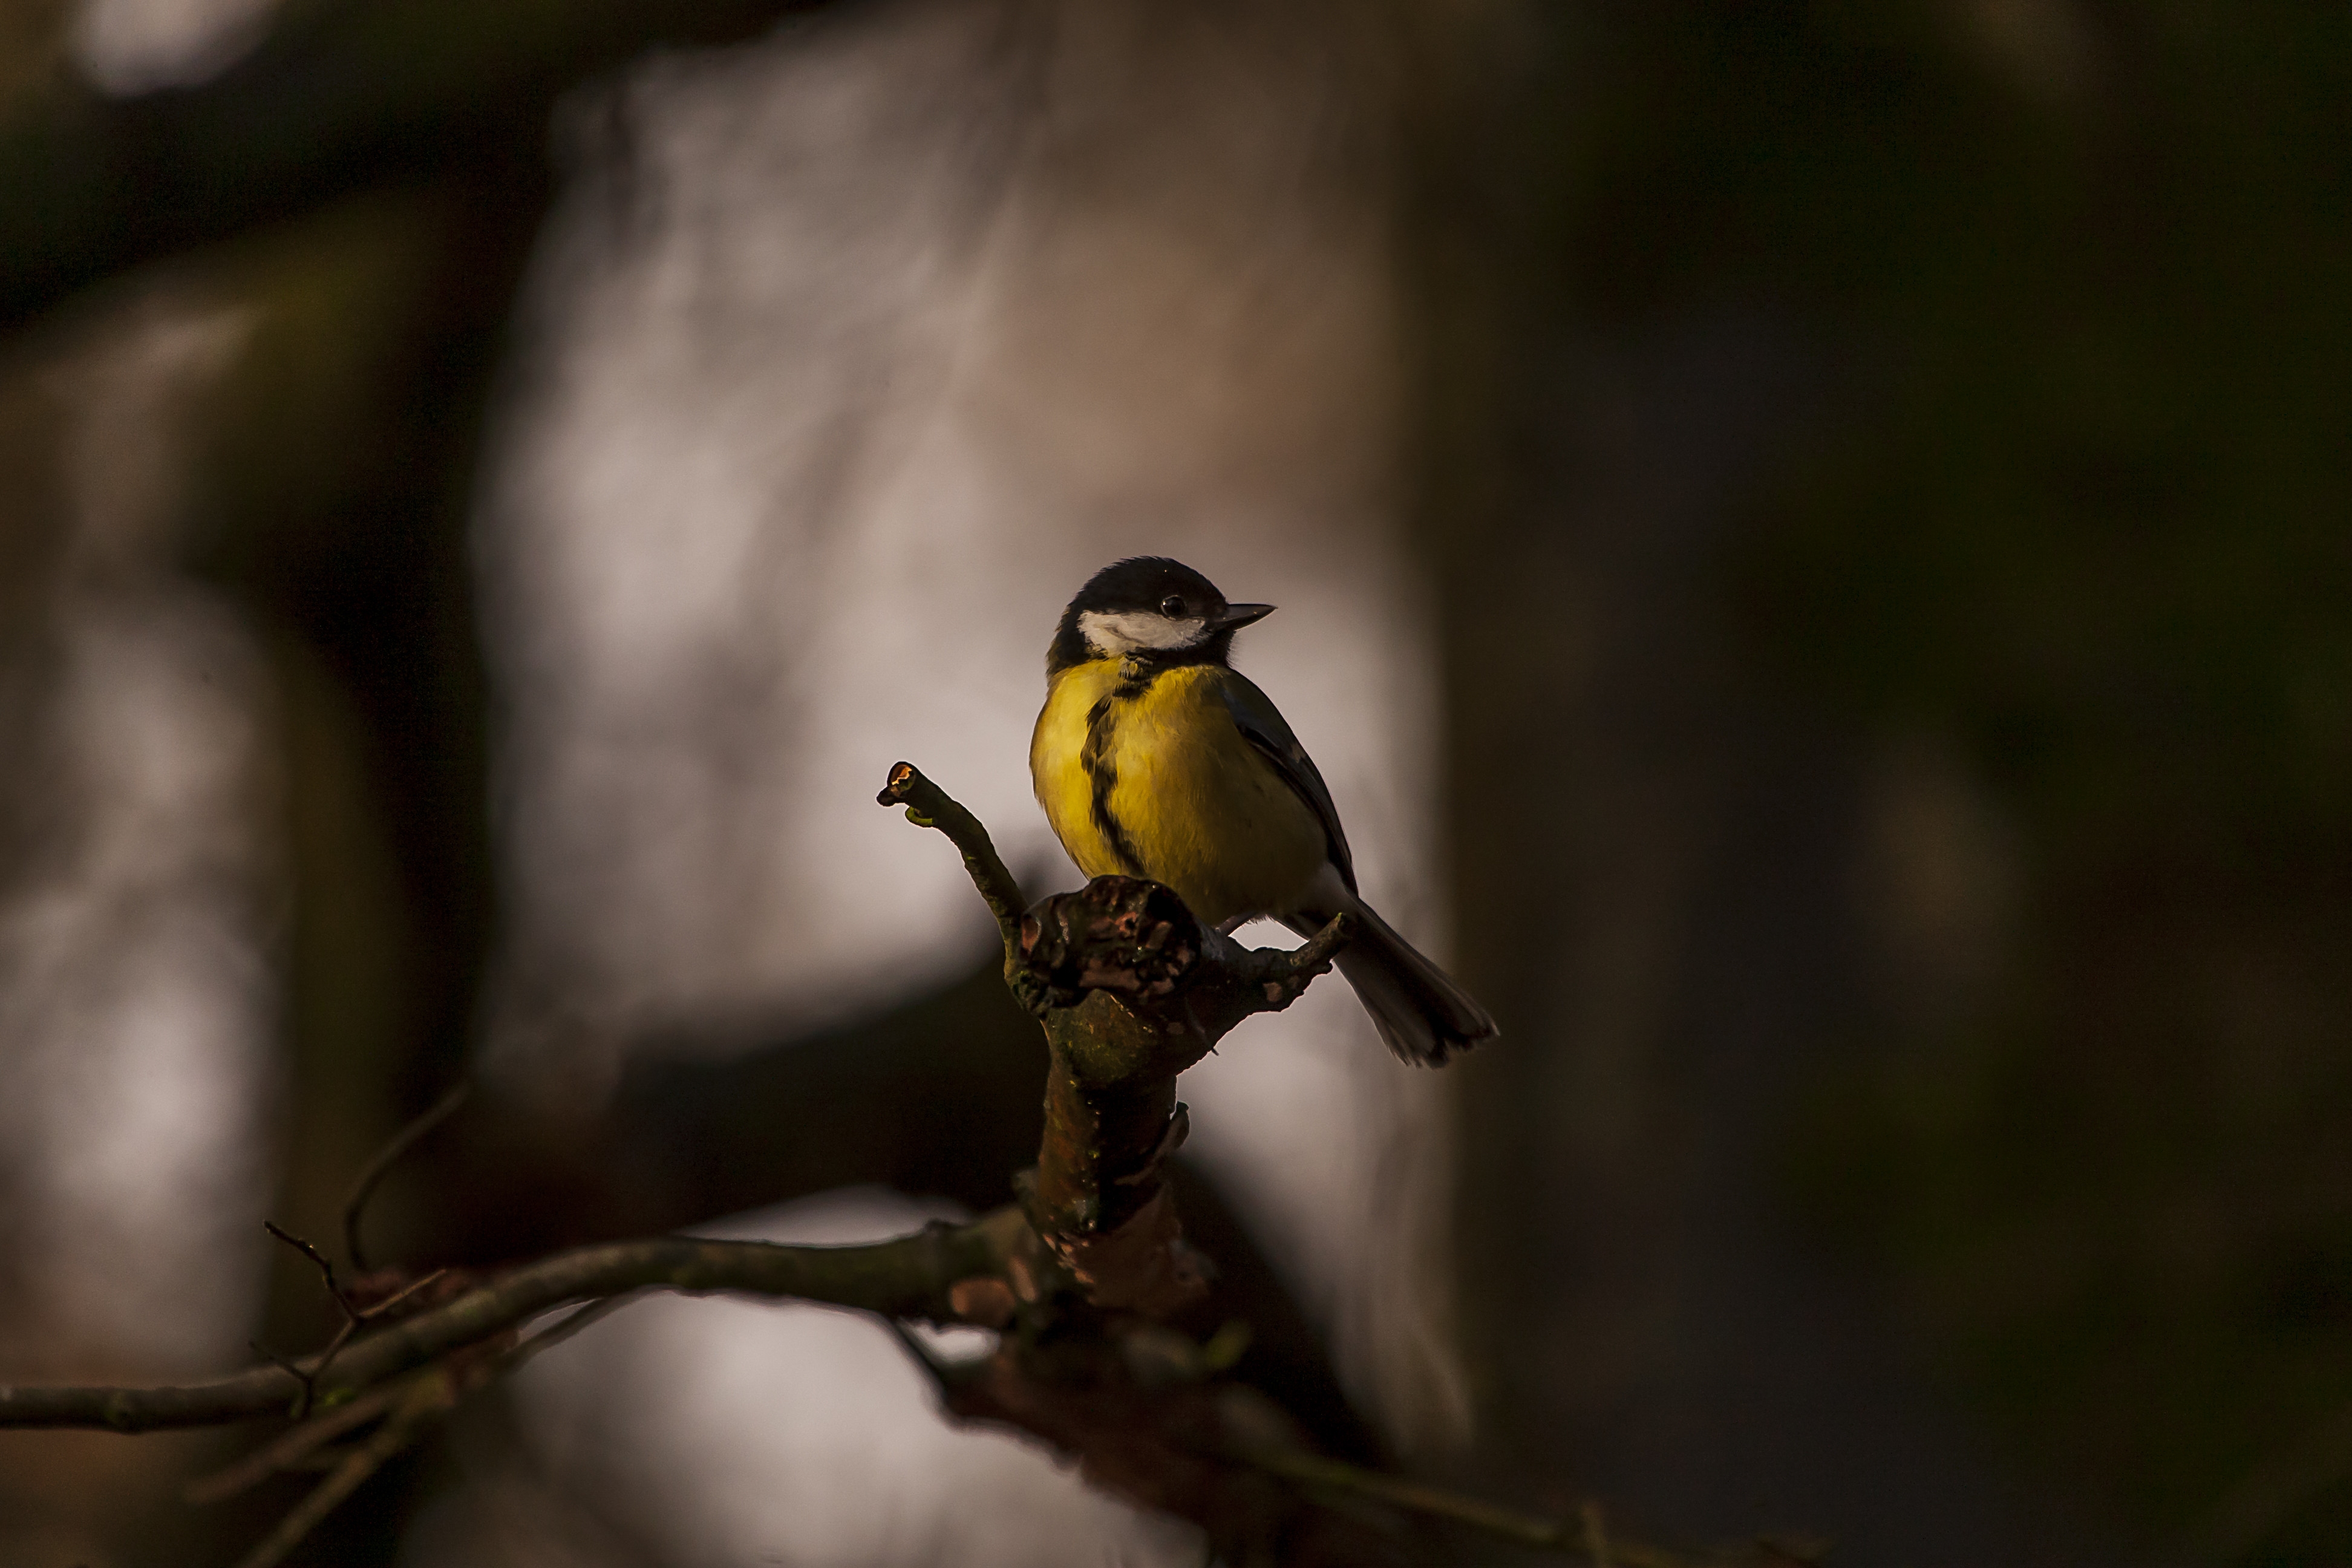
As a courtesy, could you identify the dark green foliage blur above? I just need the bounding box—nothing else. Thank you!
[1549,4,2350,1558]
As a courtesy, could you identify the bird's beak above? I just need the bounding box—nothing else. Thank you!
[1216,603,1275,629]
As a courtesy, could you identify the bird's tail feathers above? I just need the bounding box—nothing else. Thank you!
[1285,896,1497,1067]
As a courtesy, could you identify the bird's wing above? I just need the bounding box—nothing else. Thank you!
[1218,670,1357,894]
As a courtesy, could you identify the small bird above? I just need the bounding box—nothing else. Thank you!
[1030,557,1497,1065]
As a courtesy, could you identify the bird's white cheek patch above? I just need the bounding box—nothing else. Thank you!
[1079,609,1207,655]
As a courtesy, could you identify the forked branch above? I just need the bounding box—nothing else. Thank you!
[878,762,1354,1316]
[0,763,1763,1568]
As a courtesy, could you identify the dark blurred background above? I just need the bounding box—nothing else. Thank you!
[0,1,2346,1564]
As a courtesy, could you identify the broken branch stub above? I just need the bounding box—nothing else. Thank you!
[878,763,1353,1319]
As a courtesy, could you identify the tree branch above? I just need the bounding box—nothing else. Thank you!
[877,759,1032,962]
[0,1213,1011,1431]
[1016,879,1349,1312]
[0,764,1759,1568]
[877,765,1355,1318]
[2,765,1342,1433]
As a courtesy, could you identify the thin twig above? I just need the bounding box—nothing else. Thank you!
[358,1268,453,1322]
[244,1340,315,1417]
[185,1378,416,1504]
[260,1224,449,1415]
[307,1267,453,1406]
[290,1322,351,1421]
[260,1224,353,1416]
[879,1317,955,1397]
[342,1082,469,1273]
[1233,1445,1710,1567]
[263,1220,352,1313]
[190,1293,641,1518]
[227,1371,457,1568]
[496,1290,643,1373]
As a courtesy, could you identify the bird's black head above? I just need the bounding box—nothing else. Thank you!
[1047,557,1275,675]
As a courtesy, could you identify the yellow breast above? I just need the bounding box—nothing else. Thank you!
[1030,659,1328,930]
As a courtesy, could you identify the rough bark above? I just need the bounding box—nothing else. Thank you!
[877,760,1350,1316]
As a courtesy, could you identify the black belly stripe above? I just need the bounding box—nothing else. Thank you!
[1081,674,1151,877]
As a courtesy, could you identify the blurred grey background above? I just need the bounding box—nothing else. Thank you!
[0,1,2347,1564]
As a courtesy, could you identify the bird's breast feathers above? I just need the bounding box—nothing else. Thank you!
[1031,659,1330,929]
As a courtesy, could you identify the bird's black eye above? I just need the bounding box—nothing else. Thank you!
[1159,595,1186,618]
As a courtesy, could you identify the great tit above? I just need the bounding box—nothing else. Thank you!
[1030,557,1497,1065]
